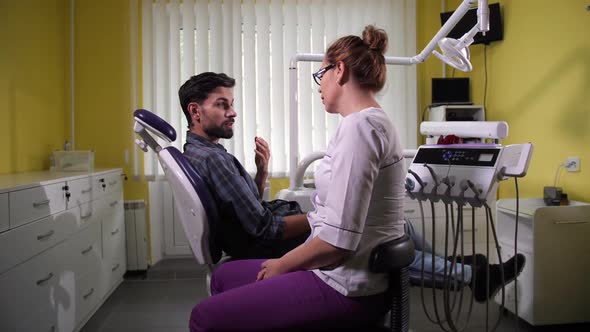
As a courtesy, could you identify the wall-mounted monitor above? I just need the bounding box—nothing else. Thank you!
[441,2,503,45]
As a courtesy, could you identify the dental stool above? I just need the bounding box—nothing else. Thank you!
[367,234,415,332]
[133,109,224,274]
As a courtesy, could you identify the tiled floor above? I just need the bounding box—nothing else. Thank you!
[80,259,209,332]
[81,258,589,332]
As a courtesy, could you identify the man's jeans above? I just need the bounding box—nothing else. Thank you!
[406,220,472,284]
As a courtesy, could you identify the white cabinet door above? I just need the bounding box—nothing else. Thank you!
[0,242,75,331]
[64,220,102,276]
[75,271,101,327]
[100,191,126,298]
[0,193,8,233]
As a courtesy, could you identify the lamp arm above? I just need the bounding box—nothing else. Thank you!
[287,0,488,185]
[458,25,481,48]
[410,0,477,64]
[478,0,490,34]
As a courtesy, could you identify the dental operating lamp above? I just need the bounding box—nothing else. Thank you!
[288,0,490,190]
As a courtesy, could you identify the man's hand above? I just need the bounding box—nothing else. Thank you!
[254,136,270,175]
[254,137,270,197]
[256,258,288,281]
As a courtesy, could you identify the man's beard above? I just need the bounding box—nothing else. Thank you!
[204,123,234,139]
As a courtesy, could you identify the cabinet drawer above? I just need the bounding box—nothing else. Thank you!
[0,193,7,233]
[76,200,101,231]
[65,220,102,276]
[76,271,100,326]
[0,209,78,274]
[0,242,72,326]
[105,171,123,195]
[67,176,93,208]
[92,171,123,198]
[92,174,108,198]
[103,205,125,259]
[9,182,67,228]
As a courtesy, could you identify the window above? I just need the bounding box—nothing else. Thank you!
[137,0,417,179]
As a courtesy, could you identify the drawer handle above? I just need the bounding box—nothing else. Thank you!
[112,263,120,271]
[81,212,93,220]
[37,230,55,241]
[81,245,93,255]
[108,180,117,186]
[83,287,95,300]
[81,188,92,194]
[109,200,119,207]
[36,272,54,286]
[33,199,51,208]
[404,209,416,213]
[554,220,588,225]
[111,228,120,236]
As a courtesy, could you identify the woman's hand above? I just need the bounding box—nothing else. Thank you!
[256,258,288,281]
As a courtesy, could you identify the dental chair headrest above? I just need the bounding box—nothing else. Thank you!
[134,109,177,142]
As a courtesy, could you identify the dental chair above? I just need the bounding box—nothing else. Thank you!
[133,109,223,270]
[133,109,415,332]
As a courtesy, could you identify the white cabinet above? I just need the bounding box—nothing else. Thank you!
[494,198,590,326]
[0,169,125,332]
[0,193,8,232]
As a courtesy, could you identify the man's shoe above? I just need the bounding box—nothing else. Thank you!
[471,253,526,303]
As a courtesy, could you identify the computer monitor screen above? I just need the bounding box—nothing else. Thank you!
[440,2,503,45]
[431,78,471,106]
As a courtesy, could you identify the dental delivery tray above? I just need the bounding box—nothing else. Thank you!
[51,150,95,172]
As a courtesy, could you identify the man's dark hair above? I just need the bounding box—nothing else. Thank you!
[179,72,236,128]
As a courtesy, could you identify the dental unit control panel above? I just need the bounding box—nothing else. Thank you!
[406,143,533,207]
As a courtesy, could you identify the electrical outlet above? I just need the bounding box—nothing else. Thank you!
[565,157,580,172]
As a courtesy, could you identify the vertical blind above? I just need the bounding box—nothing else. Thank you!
[138,0,417,179]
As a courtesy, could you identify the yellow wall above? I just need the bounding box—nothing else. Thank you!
[0,0,68,173]
[0,0,147,201]
[0,0,149,258]
[417,0,590,202]
[73,0,147,200]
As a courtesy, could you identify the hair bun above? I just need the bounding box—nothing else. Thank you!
[362,25,388,54]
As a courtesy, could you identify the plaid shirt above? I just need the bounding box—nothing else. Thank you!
[183,132,285,243]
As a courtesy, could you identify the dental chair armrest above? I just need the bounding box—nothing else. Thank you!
[369,234,415,273]
[134,109,177,142]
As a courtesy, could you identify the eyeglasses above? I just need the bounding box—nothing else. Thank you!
[312,64,335,86]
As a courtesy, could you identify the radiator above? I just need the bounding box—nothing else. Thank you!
[124,200,148,271]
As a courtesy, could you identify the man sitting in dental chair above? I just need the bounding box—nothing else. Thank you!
[179,72,310,260]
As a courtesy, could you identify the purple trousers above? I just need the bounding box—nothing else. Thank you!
[190,259,389,332]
